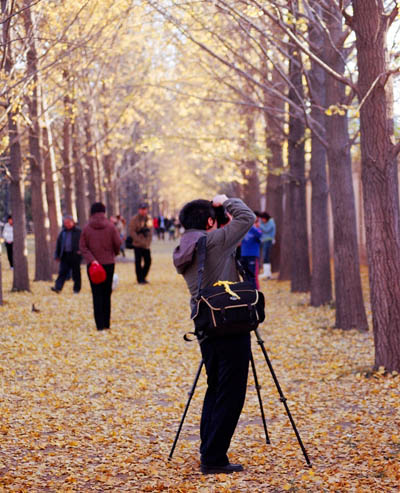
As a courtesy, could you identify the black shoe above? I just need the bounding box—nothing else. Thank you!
[51,287,60,293]
[138,280,149,284]
[200,463,244,474]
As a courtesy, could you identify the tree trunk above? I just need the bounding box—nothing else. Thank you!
[308,0,332,306]
[103,153,116,216]
[61,72,76,218]
[264,65,285,273]
[42,98,62,273]
[352,0,400,370]
[288,44,311,292]
[241,159,260,211]
[2,0,30,291]
[72,120,88,227]
[278,183,292,281]
[0,248,3,305]
[323,5,368,330]
[23,1,52,281]
[83,102,97,205]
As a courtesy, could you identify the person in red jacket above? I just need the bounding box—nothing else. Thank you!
[80,202,122,331]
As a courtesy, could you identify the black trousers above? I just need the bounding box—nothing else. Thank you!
[5,242,13,268]
[55,253,81,292]
[199,333,251,466]
[88,263,114,330]
[133,247,151,283]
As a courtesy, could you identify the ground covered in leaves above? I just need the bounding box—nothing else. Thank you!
[0,241,399,492]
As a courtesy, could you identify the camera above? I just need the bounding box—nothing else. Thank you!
[214,205,230,228]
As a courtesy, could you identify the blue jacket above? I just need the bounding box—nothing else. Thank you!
[260,218,276,242]
[240,225,262,257]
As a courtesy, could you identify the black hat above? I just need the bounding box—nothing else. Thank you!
[138,202,149,209]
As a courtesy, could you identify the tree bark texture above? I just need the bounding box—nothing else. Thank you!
[353,0,400,371]
[42,102,62,273]
[278,183,292,281]
[103,153,116,217]
[308,0,332,306]
[288,45,311,293]
[2,1,30,291]
[72,121,88,227]
[322,5,368,330]
[264,64,285,274]
[83,103,97,205]
[61,73,76,218]
[23,1,52,281]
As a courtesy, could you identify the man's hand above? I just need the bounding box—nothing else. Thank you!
[212,194,228,207]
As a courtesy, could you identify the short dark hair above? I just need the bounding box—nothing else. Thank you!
[90,202,106,215]
[179,199,216,230]
[261,211,271,221]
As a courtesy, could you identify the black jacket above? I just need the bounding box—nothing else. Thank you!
[55,226,82,259]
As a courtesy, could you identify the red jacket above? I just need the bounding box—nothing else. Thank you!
[80,213,122,265]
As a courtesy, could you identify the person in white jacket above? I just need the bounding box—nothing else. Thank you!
[2,215,13,268]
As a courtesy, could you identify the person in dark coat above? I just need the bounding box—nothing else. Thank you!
[51,215,82,294]
[80,202,121,331]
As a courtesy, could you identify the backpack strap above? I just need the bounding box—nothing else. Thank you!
[196,235,207,299]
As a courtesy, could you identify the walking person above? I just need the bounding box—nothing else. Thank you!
[259,212,276,280]
[129,203,152,284]
[51,215,82,294]
[173,194,255,474]
[240,215,262,290]
[115,214,126,258]
[80,202,121,331]
[2,215,13,269]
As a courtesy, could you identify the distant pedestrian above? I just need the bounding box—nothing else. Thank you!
[240,216,262,289]
[51,215,82,294]
[3,216,14,269]
[2,215,13,268]
[158,214,166,240]
[80,202,122,331]
[259,212,276,280]
[115,214,126,258]
[129,203,153,284]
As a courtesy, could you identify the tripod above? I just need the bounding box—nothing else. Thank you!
[168,328,312,467]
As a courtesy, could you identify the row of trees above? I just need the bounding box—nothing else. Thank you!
[1,1,400,371]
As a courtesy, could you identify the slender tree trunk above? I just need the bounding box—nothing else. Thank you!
[72,120,88,227]
[308,1,332,306]
[0,248,3,305]
[83,102,97,205]
[23,1,52,281]
[264,65,285,273]
[2,0,30,291]
[288,43,311,292]
[42,97,62,273]
[323,6,368,330]
[61,71,75,218]
[103,153,116,216]
[278,183,292,281]
[352,0,400,370]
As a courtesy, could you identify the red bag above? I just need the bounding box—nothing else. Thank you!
[88,262,106,284]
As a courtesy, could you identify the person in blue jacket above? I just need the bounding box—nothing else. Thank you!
[259,212,276,279]
[240,215,262,289]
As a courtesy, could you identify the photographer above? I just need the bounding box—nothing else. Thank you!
[128,203,153,284]
[173,194,255,474]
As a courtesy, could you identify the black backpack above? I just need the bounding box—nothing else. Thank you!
[190,236,265,339]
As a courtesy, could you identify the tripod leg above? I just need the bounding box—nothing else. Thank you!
[168,359,204,460]
[250,351,270,444]
[254,329,312,467]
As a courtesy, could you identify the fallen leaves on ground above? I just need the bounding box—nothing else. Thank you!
[0,242,399,492]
